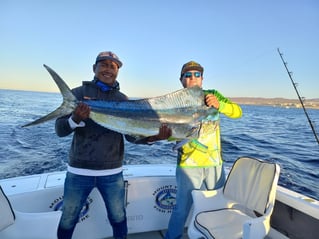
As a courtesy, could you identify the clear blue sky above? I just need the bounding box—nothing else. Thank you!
[1,0,318,98]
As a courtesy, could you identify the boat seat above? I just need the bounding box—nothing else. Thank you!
[187,156,280,239]
[0,186,15,231]
[0,186,62,239]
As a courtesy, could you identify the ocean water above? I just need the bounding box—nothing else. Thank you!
[0,89,318,200]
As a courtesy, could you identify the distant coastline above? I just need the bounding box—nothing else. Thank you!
[231,97,319,110]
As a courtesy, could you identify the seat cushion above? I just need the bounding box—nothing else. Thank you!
[195,208,252,239]
[0,186,15,231]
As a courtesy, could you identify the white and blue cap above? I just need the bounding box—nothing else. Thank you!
[95,51,122,68]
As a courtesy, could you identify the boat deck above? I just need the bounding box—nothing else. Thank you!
[104,228,282,239]
[105,229,188,239]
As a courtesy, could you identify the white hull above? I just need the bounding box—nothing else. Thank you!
[1,164,319,238]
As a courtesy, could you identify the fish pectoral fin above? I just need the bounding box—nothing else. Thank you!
[186,126,200,138]
[172,139,190,151]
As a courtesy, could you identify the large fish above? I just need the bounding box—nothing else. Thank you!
[23,65,218,141]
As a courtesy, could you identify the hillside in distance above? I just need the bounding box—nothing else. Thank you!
[230,97,319,110]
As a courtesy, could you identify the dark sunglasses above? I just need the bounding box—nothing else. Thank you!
[183,71,202,78]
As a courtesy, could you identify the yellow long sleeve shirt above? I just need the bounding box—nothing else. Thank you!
[178,89,242,168]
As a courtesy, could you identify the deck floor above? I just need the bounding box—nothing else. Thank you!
[103,227,286,239]
[105,229,189,239]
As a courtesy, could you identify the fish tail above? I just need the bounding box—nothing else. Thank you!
[22,65,77,127]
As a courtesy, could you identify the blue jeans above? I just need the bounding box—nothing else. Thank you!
[57,172,127,239]
[165,165,225,239]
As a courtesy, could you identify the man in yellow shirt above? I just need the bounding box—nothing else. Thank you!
[165,61,242,239]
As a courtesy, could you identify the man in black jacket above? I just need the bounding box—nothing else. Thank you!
[55,51,170,239]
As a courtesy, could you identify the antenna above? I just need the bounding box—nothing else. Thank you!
[277,48,319,145]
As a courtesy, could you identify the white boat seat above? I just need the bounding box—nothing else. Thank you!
[0,186,62,239]
[0,186,15,231]
[187,156,280,239]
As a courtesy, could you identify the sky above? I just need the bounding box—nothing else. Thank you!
[1,0,318,99]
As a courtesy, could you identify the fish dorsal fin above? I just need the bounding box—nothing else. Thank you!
[144,86,205,109]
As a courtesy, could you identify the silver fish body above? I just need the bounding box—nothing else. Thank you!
[23,65,218,140]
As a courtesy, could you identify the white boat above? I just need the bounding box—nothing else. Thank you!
[1,163,319,239]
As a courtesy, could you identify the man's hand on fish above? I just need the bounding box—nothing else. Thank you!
[205,94,220,109]
[157,124,172,140]
[72,102,91,123]
[148,124,172,142]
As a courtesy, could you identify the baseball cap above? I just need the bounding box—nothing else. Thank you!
[95,51,123,68]
[181,61,204,76]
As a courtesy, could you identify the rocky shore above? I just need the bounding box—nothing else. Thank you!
[230,97,319,110]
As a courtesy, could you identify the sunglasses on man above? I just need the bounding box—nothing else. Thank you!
[183,72,202,78]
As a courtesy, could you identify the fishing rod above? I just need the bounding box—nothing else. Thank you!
[277,48,319,145]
